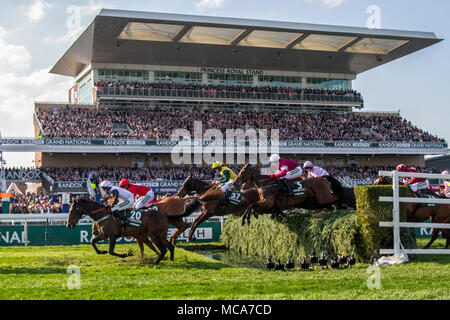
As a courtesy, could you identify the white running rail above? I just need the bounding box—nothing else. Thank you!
[378,170,450,255]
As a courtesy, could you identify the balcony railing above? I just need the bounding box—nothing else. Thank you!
[96,86,364,104]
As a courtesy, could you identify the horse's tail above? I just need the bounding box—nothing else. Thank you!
[168,198,201,220]
[342,187,357,209]
[325,176,356,209]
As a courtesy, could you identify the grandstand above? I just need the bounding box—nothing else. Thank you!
[0,9,448,196]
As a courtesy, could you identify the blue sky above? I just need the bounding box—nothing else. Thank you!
[0,0,449,167]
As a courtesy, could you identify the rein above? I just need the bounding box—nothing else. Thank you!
[86,205,112,223]
[258,177,274,182]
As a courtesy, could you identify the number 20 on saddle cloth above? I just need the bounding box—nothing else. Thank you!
[125,200,161,227]
[107,198,160,228]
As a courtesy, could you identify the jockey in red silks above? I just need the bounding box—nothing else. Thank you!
[396,164,432,197]
[119,179,155,210]
[268,154,303,180]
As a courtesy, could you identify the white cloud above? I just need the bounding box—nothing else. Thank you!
[79,0,113,16]
[0,67,72,125]
[305,0,345,8]
[195,0,231,12]
[0,27,32,71]
[23,0,53,23]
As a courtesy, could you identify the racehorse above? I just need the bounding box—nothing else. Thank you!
[374,176,449,249]
[176,175,261,241]
[231,163,356,225]
[66,198,200,263]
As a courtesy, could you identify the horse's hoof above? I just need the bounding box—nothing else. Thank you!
[191,236,197,242]
[127,250,134,257]
[98,250,108,255]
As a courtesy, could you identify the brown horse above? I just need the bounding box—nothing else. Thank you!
[374,176,449,249]
[176,175,261,241]
[67,198,200,263]
[232,164,355,225]
[156,196,202,245]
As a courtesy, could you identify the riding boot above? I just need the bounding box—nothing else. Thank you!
[222,190,231,205]
[113,210,127,225]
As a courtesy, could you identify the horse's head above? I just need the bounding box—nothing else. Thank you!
[374,176,393,185]
[177,175,193,197]
[66,199,86,229]
[234,163,258,185]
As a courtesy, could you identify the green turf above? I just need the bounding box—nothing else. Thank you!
[0,240,448,300]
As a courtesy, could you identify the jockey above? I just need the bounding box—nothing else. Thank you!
[119,179,155,210]
[396,164,432,197]
[442,170,450,198]
[269,154,303,180]
[87,172,101,197]
[211,161,237,193]
[303,161,329,179]
[99,180,134,222]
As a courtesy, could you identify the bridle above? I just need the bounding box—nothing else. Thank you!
[73,202,112,224]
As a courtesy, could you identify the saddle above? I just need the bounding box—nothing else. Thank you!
[277,179,306,197]
[113,208,147,228]
[224,191,243,205]
[412,189,439,207]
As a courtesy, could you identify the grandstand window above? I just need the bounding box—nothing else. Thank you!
[333,158,344,168]
[258,75,302,88]
[348,158,358,167]
[207,73,253,85]
[155,71,202,84]
[315,158,325,167]
[306,78,348,90]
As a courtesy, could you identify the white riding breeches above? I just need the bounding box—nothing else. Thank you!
[280,166,303,180]
[111,199,134,212]
[220,180,235,193]
[409,180,430,193]
[134,190,155,210]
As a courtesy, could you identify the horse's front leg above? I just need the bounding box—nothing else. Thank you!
[108,236,131,259]
[423,229,440,249]
[188,211,210,242]
[242,204,253,226]
[92,234,108,255]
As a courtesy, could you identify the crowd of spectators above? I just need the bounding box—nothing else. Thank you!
[94,80,363,99]
[44,166,215,182]
[8,193,63,214]
[36,106,445,143]
[41,165,441,182]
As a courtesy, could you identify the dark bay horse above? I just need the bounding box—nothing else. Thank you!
[176,175,261,241]
[232,164,355,225]
[374,176,449,249]
[67,198,200,263]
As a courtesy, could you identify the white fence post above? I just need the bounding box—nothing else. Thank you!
[23,220,28,247]
[392,170,401,255]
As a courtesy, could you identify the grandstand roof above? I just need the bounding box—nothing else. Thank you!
[50,9,442,77]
